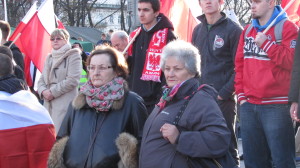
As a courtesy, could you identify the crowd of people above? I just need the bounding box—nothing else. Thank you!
[0,0,300,167]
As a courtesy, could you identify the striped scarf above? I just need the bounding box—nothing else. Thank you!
[0,74,28,94]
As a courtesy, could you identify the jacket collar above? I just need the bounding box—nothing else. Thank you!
[197,12,227,28]
[172,78,200,101]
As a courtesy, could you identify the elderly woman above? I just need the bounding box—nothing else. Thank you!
[37,29,82,133]
[48,45,147,168]
[139,40,236,168]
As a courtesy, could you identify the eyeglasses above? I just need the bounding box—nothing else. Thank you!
[87,65,112,72]
[50,37,64,41]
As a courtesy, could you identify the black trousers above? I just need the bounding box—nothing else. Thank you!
[217,99,239,165]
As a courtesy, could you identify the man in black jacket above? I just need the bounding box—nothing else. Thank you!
[289,31,300,121]
[192,0,242,165]
[0,46,25,82]
[0,20,24,71]
[128,0,176,114]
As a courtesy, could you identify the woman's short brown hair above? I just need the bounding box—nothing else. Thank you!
[50,28,70,41]
[86,45,128,79]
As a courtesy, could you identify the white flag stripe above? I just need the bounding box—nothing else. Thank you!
[37,0,56,35]
[0,91,53,130]
[22,1,38,24]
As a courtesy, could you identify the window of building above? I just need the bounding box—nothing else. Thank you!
[118,16,121,24]
[110,15,114,23]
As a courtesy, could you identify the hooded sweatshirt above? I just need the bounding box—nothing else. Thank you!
[129,13,176,106]
[235,5,299,104]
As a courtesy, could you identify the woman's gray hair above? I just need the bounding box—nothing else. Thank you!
[160,40,200,77]
[50,28,70,41]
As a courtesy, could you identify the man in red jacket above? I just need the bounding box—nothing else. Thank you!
[234,0,298,167]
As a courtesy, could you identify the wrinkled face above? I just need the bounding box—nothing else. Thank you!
[163,57,194,88]
[138,2,159,28]
[111,36,128,53]
[88,54,116,88]
[251,0,271,19]
[51,36,67,50]
[199,0,222,15]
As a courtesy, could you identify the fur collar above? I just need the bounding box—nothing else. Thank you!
[116,133,138,168]
[48,136,68,168]
[72,81,129,111]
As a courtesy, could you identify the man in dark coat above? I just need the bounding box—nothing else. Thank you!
[192,0,242,165]
[0,20,24,71]
[289,31,300,121]
[128,0,176,114]
[0,46,25,82]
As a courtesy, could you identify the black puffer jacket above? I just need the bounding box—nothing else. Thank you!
[129,13,176,106]
[51,88,147,168]
[4,41,24,70]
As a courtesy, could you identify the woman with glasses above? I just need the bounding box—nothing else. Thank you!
[48,45,147,168]
[37,28,82,133]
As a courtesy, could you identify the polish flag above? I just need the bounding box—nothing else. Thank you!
[0,90,56,168]
[9,0,57,86]
[281,0,300,26]
[160,0,201,42]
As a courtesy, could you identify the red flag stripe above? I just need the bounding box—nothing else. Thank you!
[0,124,55,168]
[160,0,200,42]
[281,0,300,26]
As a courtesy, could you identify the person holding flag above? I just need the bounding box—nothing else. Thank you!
[128,0,176,114]
[0,20,24,71]
[235,0,298,167]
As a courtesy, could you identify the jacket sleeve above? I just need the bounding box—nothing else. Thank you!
[175,91,231,158]
[234,27,247,103]
[50,51,82,98]
[167,29,177,42]
[219,25,243,100]
[128,93,148,141]
[57,103,74,139]
[289,31,300,103]
[11,47,24,70]
[191,24,201,46]
[37,55,50,99]
[260,21,299,70]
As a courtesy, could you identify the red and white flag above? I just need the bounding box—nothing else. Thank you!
[0,90,56,168]
[160,0,201,42]
[9,0,59,86]
[281,0,300,26]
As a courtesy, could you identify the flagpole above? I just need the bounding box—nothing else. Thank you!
[122,28,141,55]
[4,0,8,22]
[8,33,21,48]
[262,0,296,34]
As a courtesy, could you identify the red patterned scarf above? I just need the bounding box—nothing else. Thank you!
[128,27,169,82]
[80,77,125,112]
[157,83,182,110]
